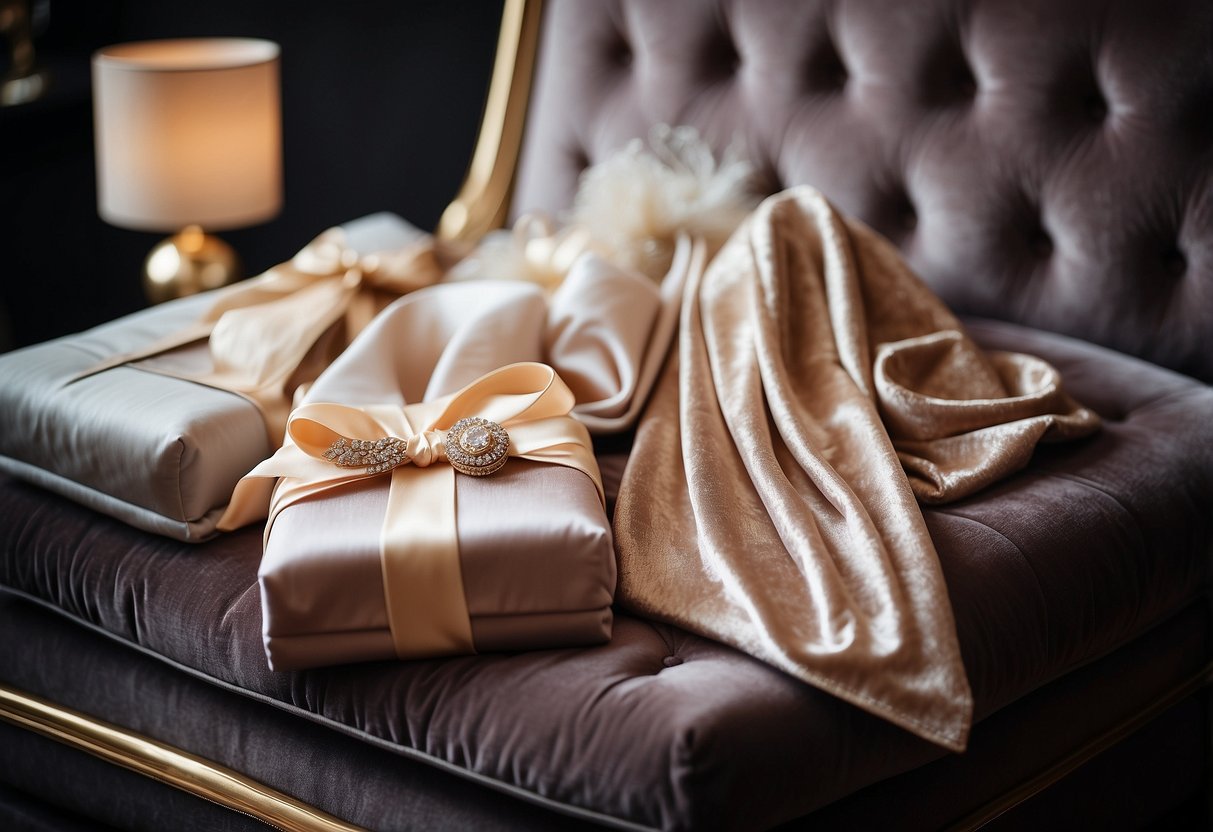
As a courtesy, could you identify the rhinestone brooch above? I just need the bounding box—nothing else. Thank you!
[322,436,409,474]
[444,417,510,477]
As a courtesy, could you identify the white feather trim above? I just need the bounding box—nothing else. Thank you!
[448,125,757,287]
[569,125,757,279]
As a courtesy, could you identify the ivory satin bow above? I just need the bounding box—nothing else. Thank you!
[73,226,443,445]
[448,214,604,292]
[220,362,604,659]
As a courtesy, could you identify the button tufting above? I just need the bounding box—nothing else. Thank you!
[945,60,978,102]
[1046,57,1111,130]
[612,40,633,69]
[883,189,917,234]
[806,40,848,92]
[715,38,741,76]
[570,147,591,174]
[1161,247,1187,278]
[759,162,783,195]
[922,40,978,106]
[1030,230,1054,259]
[662,655,684,668]
[1085,92,1108,122]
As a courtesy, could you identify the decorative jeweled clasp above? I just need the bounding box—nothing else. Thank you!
[444,417,510,476]
[323,436,409,474]
[321,417,510,477]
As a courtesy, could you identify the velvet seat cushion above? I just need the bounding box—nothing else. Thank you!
[3,589,1206,832]
[1,319,1210,831]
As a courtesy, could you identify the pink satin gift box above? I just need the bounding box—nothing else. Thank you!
[259,460,615,670]
[214,232,707,669]
[218,283,636,671]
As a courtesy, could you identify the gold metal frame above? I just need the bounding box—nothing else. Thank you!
[0,684,364,832]
[436,0,543,242]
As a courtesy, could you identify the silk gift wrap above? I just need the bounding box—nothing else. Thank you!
[216,325,617,670]
[0,214,431,541]
[258,458,615,671]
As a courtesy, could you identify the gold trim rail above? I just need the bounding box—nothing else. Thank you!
[437,0,543,242]
[0,683,364,832]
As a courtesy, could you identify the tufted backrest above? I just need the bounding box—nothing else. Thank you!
[510,0,1213,382]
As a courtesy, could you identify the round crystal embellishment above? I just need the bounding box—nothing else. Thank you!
[445,417,509,477]
[461,425,492,456]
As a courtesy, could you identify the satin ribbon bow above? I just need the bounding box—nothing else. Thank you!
[72,226,443,445]
[220,362,604,659]
[448,213,604,292]
[509,214,601,290]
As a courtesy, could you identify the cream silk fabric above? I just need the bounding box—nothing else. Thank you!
[75,224,444,444]
[450,223,704,433]
[615,187,1099,751]
[221,361,604,659]
[94,219,695,445]
[552,235,702,431]
[213,281,625,668]
[0,214,689,541]
[0,214,426,540]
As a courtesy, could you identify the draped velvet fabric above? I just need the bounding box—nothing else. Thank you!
[616,187,1098,750]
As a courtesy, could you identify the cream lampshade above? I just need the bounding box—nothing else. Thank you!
[92,38,282,303]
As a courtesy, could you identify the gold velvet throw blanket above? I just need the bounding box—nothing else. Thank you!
[615,187,1099,751]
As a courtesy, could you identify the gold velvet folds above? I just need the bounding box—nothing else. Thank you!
[614,187,1099,751]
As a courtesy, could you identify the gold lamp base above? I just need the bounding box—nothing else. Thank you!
[143,225,242,305]
[0,67,47,105]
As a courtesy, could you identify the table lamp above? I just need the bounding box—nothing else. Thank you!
[1,0,49,106]
[92,38,282,304]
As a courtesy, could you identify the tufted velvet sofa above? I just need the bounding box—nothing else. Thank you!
[1,1,1211,830]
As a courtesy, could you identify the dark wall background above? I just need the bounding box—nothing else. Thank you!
[0,0,504,351]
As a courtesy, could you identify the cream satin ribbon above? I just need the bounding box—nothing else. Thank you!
[448,213,604,292]
[71,227,443,444]
[511,214,602,290]
[220,362,604,659]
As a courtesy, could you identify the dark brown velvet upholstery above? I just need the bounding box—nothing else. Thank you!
[2,1,1212,829]
[1,321,1210,830]
[1,591,1207,832]
[0,723,268,832]
[514,0,1213,383]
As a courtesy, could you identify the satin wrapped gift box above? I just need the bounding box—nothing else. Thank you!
[216,297,618,669]
[0,214,694,543]
[0,213,430,541]
[258,458,615,670]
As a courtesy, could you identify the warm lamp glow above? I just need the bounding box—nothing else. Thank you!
[92,38,282,302]
[92,38,282,233]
